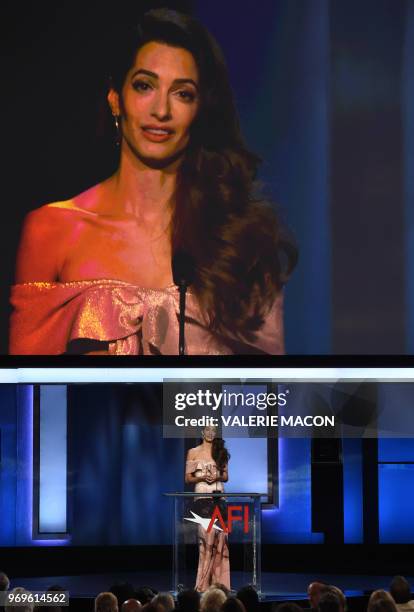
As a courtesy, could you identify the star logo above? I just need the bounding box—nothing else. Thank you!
[183,511,223,531]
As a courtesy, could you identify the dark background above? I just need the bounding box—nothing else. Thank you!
[2,0,413,354]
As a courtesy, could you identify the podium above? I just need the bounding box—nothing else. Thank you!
[165,493,262,594]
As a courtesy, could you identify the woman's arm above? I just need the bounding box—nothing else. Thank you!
[13,207,112,355]
[185,449,204,484]
[201,464,228,484]
[185,472,204,484]
[219,465,228,483]
[15,207,65,283]
[209,464,227,484]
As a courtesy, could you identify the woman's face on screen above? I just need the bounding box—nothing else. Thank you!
[202,425,217,442]
[109,41,200,165]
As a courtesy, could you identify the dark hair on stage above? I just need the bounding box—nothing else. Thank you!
[212,437,230,471]
[390,576,412,604]
[108,8,297,339]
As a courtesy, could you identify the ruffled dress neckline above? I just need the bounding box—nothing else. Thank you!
[9,278,284,355]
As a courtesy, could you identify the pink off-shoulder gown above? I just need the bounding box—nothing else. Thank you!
[9,280,284,355]
[186,459,230,591]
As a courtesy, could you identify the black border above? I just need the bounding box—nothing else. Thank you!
[4,354,414,368]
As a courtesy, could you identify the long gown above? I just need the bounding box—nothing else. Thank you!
[9,279,284,355]
[186,459,230,591]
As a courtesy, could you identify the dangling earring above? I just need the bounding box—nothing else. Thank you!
[112,113,121,146]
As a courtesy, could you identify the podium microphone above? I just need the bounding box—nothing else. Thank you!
[172,250,195,355]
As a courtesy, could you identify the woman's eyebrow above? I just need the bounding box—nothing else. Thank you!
[131,68,199,90]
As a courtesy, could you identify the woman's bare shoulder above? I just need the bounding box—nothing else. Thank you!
[14,182,110,283]
[23,200,77,227]
[15,199,85,283]
[34,181,107,217]
[28,179,110,219]
[187,445,203,460]
[46,181,111,215]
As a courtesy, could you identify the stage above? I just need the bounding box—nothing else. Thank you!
[2,383,414,612]
[9,571,414,602]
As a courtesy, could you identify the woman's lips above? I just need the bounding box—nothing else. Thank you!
[141,126,174,142]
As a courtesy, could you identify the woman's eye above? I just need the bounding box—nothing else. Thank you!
[132,80,152,92]
[176,90,196,102]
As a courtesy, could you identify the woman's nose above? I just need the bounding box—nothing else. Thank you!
[151,90,171,120]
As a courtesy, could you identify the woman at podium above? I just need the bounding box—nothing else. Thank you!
[185,425,231,591]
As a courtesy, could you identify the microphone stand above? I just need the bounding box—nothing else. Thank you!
[172,251,194,356]
[178,279,187,356]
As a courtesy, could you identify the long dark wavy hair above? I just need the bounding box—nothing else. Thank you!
[109,9,297,339]
[211,437,230,472]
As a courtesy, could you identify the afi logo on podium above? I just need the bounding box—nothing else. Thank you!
[207,505,249,533]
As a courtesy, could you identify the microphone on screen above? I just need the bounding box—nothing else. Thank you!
[172,250,195,356]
